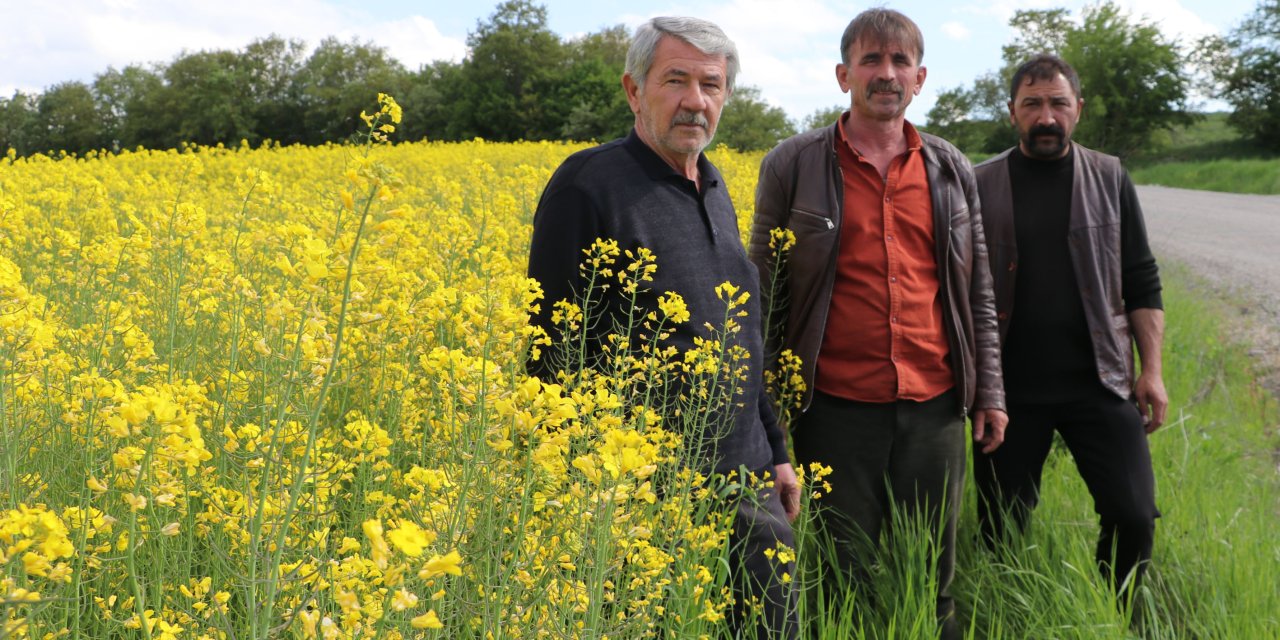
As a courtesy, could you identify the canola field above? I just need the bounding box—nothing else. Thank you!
[0,100,793,639]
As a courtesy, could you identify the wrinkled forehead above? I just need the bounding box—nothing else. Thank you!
[849,34,920,63]
[1015,73,1076,100]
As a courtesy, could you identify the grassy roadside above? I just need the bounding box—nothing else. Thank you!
[947,261,1280,638]
[1129,159,1280,195]
[1129,113,1280,195]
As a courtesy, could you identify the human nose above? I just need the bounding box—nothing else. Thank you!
[680,82,709,112]
[872,59,895,81]
[1034,104,1056,125]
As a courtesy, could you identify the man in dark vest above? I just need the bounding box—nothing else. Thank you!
[973,53,1167,597]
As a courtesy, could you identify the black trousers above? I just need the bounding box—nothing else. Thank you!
[792,389,965,638]
[727,474,798,639]
[973,390,1158,592]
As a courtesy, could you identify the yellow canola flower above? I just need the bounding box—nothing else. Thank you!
[386,520,435,557]
[363,519,391,569]
[418,550,463,579]
[410,610,443,630]
[391,588,419,612]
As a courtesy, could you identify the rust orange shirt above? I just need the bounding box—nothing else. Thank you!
[814,116,953,403]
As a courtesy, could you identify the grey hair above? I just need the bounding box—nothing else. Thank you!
[626,16,739,93]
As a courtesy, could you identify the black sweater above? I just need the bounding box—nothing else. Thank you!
[1002,147,1162,403]
[527,130,786,472]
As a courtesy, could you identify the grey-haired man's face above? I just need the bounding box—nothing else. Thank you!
[624,35,729,165]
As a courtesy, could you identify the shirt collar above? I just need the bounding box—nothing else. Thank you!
[623,128,721,190]
[835,112,923,156]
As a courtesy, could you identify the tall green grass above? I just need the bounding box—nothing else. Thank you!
[1130,158,1280,195]
[1128,112,1279,194]
[797,262,1280,638]
[955,261,1278,638]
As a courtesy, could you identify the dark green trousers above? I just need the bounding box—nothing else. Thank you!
[793,388,965,639]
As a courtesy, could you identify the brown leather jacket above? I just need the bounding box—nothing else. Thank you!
[975,143,1138,399]
[748,124,1006,419]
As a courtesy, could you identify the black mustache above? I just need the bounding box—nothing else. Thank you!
[1029,124,1065,138]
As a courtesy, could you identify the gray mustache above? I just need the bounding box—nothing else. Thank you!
[672,111,709,128]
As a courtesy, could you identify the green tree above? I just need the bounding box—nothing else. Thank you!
[296,37,408,144]
[800,105,846,131]
[242,35,309,145]
[1057,2,1194,157]
[454,0,568,141]
[926,2,1193,158]
[924,73,1009,153]
[0,91,37,155]
[152,50,258,147]
[400,60,465,141]
[1002,9,1072,65]
[33,81,106,155]
[93,65,165,150]
[558,25,632,141]
[1203,0,1280,146]
[716,85,796,151]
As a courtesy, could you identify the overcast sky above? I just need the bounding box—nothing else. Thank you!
[0,0,1258,125]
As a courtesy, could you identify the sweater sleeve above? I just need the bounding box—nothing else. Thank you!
[526,170,602,381]
[1118,172,1163,312]
[758,390,790,466]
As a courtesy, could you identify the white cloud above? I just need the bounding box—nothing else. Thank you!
[346,16,467,69]
[1120,0,1223,40]
[685,0,856,119]
[0,0,465,97]
[941,21,972,40]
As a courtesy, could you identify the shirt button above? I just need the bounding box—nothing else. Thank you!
[890,276,897,282]
[886,235,894,242]
[891,316,899,323]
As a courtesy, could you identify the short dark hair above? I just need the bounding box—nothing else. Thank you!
[839,8,924,66]
[1009,54,1081,102]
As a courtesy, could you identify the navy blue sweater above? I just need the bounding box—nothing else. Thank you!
[527,130,787,472]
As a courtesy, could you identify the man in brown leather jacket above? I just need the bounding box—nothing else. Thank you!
[748,9,1006,638]
[973,54,1166,599]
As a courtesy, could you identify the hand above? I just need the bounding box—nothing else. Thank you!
[774,463,801,522]
[1135,371,1168,433]
[972,409,1008,454]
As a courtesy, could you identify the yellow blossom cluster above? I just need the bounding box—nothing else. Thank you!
[0,98,812,638]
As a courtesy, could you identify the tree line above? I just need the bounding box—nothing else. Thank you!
[0,0,794,157]
[1,0,1276,159]
[927,0,1280,159]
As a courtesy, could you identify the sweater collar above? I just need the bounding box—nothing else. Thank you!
[622,128,721,190]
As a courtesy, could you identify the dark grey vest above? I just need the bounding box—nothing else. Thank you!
[975,143,1134,398]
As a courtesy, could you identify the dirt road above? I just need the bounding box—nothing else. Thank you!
[1137,185,1280,389]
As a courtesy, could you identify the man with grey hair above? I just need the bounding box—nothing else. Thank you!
[750,7,1005,638]
[528,16,798,638]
